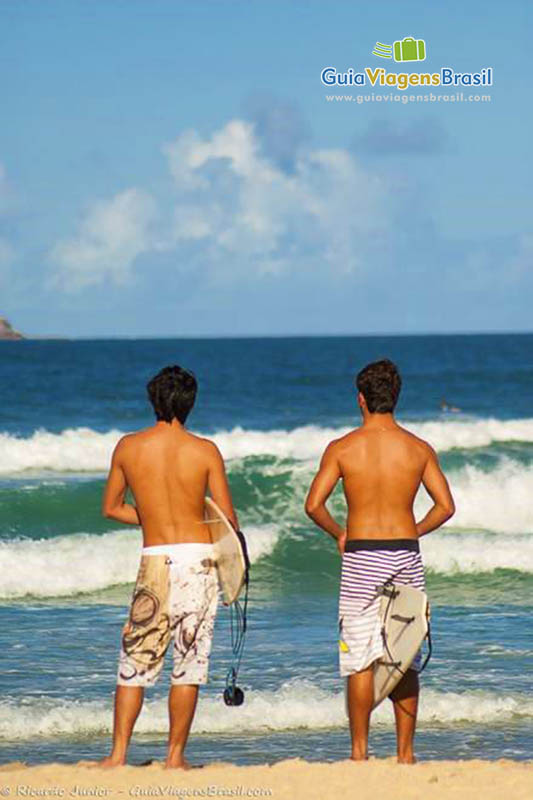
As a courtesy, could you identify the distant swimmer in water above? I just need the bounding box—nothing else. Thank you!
[440,398,461,413]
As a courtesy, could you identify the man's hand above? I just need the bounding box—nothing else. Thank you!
[416,446,455,536]
[337,531,347,555]
[305,442,346,546]
[206,442,239,531]
[102,438,141,525]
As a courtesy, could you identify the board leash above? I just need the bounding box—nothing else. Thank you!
[223,529,250,706]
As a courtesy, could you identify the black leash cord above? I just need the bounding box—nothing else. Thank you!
[224,537,250,706]
[229,573,249,674]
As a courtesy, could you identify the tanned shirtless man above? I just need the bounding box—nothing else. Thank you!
[99,365,237,769]
[305,359,455,764]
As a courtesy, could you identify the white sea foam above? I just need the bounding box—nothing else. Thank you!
[0,524,280,599]
[422,531,533,574]
[408,418,533,452]
[1,682,531,739]
[0,428,121,474]
[0,525,531,601]
[410,459,533,535]
[1,418,533,474]
[446,460,533,534]
[215,418,533,459]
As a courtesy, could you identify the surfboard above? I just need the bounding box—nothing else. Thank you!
[372,583,429,708]
[204,497,249,606]
[343,583,430,714]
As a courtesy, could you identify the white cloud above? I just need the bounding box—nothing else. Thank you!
[49,188,157,292]
[48,120,391,292]
[161,119,386,280]
[163,120,267,186]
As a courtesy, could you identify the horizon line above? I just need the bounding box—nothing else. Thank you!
[7,329,533,342]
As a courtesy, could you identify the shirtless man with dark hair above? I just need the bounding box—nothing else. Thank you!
[305,359,455,763]
[99,365,237,769]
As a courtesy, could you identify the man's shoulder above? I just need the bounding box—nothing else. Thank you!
[395,425,436,457]
[113,428,150,452]
[182,431,221,456]
[324,429,361,456]
[115,428,222,461]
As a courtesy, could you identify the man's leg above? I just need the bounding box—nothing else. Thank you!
[166,684,199,768]
[346,667,374,760]
[99,685,144,767]
[389,669,419,764]
[166,555,218,769]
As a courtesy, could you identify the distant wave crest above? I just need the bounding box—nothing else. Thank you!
[1,526,532,600]
[422,531,533,574]
[1,682,532,739]
[1,418,533,474]
[0,524,280,599]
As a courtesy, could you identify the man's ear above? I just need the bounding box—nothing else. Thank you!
[357,392,367,411]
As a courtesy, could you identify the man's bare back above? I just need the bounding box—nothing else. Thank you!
[324,418,449,540]
[306,412,454,548]
[305,384,454,548]
[102,420,237,546]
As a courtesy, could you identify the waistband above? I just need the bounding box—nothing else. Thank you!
[142,543,214,558]
[344,538,419,553]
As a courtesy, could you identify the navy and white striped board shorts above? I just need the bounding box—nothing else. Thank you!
[338,539,425,676]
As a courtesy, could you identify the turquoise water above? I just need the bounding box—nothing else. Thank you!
[0,335,532,764]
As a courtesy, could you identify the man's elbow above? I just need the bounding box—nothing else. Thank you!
[304,498,319,519]
[442,498,456,521]
[102,504,115,520]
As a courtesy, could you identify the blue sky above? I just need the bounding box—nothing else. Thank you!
[1,0,531,336]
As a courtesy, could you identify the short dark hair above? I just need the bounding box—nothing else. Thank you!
[356,359,401,414]
[147,365,197,424]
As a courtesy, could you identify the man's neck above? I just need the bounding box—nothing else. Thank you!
[155,419,185,431]
[361,412,397,430]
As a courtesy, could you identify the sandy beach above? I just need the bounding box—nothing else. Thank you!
[1,758,532,800]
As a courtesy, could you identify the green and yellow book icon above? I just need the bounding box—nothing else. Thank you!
[393,37,426,62]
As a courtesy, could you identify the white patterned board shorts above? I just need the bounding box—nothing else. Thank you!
[117,543,219,687]
[338,539,426,677]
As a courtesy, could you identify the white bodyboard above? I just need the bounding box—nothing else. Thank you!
[204,497,248,606]
[343,583,429,716]
[372,583,429,708]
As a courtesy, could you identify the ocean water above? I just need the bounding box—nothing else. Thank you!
[0,334,532,766]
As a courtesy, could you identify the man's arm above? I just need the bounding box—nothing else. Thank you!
[206,442,239,530]
[416,446,455,537]
[305,442,346,552]
[102,439,141,525]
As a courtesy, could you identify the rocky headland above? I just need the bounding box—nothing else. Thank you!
[0,316,24,339]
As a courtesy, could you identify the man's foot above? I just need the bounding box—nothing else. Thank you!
[349,755,369,762]
[164,756,192,770]
[397,754,417,764]
[92,755,126,769]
